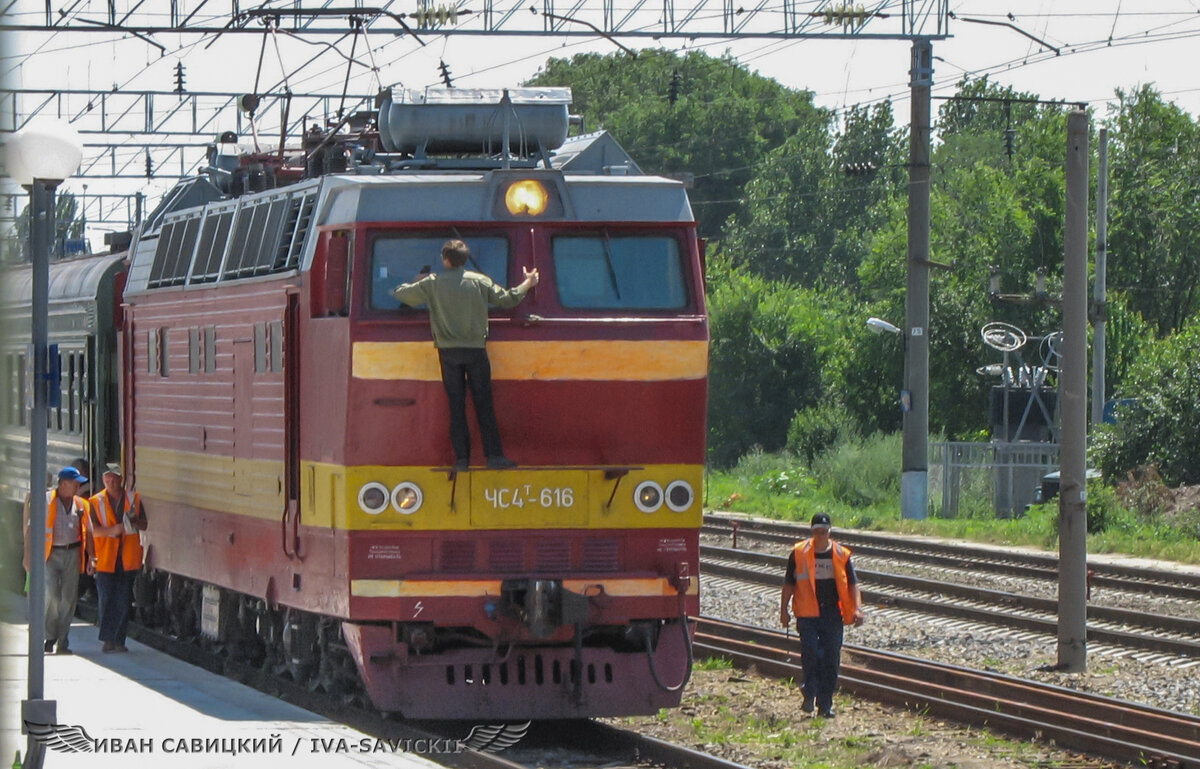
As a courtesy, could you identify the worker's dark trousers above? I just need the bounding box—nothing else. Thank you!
[439,347,504,463]
[796,606,844,711]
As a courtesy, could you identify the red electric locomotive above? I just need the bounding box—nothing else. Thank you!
[120,87,706,718]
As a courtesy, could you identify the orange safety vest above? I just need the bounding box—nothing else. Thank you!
[790,539,856,625]
[42,490,88,573]
[88,490,145,573]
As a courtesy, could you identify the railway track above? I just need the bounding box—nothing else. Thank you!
[697,615,1200,768]
[78,600,754,769]
[703,513,1200,603]
[701,543,1200,661]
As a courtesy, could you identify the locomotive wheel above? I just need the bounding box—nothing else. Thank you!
[164,573,199,638]
[133,568,161,627]
[281,608,320,685]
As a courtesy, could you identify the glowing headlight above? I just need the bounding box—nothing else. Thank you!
[634,481,664,513]
[358,482,390,515]
[665,480,694,512]
[504,179,549,215]
[391,482,423,515]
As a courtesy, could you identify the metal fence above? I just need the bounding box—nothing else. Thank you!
[929,441,1060,518]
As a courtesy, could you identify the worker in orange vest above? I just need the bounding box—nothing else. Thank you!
[87,463,147,653]
[23,466,90,654]
[779,513,864,718]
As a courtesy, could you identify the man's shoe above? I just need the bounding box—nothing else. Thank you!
[452,459,470,472]
[801,695,815,714]
[55,645,73,655]
[817,708,836,718]
[115,644,129,653]
[486,456,517,470]
[102,641,116,653]
[44,640,55,653]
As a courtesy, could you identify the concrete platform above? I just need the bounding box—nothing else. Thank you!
[1,592,449,768]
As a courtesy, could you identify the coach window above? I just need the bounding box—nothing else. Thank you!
[368,235,509,311]
[552,234,687,310]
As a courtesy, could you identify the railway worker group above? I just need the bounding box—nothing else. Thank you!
[22,461,147,654]
[780,513,865,718]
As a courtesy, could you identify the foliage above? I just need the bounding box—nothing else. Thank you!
[810,431,902,508]
[722,102,903,287]
[705,254,849,466]
[786,402,859,465]
[527,49,830,238]
[1107,85,1200,336]
[1091,320,1200,486]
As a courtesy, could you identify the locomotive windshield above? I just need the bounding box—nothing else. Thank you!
[370,235,509,310]
[552,234,687,310]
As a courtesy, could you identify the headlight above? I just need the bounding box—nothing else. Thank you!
[392,482,423,514]
[504,179,549,215]
[358,482,390,515]
[665,480,694,512]
[634,481,664,513]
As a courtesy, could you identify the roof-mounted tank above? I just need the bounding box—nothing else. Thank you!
[377,87,571,156]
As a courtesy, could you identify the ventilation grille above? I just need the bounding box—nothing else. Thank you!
[440,540,476,573]
[581,538,620,572]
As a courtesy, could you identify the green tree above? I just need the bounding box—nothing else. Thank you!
[1107,85,1200,336]
[1092,320,1200,485]
[723,102,902,287]
[705,253,850,466]
[527,50,830,238]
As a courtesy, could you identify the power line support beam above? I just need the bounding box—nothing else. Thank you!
[1058,109,1089,672]
[902,37,932,520]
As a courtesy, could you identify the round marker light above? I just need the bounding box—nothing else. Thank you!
[505,179,549,216]
[358,482,390,515]
[392,482,423,515]
[634,481,664,513]
[665,480,694,512]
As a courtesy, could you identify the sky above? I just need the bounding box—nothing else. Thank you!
[3,0,1200,236]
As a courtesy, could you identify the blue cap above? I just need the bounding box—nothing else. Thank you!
[58,466,88,484]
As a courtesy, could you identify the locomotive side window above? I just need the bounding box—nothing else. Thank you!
[552,235,686,310]
[369,236,509,311]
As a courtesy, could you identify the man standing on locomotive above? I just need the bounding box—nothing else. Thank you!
[780,513,864,718]
[23,466,90,654]
[391,239,539,471]
[87,463,148,653]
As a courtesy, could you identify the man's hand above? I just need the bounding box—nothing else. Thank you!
[853,609,865,627]
[522,266,540,288]
[779,610,790,628]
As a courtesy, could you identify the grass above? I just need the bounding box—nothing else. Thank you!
[704,440,1200,565]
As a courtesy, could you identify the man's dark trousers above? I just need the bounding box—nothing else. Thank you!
[797,605,845,712]
[96,565,135,645]
[438,347,504,463]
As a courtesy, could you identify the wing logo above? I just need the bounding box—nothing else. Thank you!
[24,721,97,753]
[462,721,530,753]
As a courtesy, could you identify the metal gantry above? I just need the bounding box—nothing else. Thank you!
[0,0,949,39]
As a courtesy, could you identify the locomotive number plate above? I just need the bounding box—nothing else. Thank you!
[470,471,589,527]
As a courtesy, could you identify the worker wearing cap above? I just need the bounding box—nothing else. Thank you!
[780,512,864,718]
[23,466,91,654]
[87,463,148,653]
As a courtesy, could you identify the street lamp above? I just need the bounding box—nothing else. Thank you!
[6,117,83,769]
[866,316,902,336]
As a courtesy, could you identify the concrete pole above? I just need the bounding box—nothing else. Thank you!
[25,179,55,769]
[1091,129,1109,425]
[1058,110,1089,672]
[902,38,932,520]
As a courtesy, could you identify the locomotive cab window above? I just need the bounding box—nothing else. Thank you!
[552,234,687,310]
[369,235,510,311]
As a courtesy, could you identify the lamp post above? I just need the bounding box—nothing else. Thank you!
[6,117,83,769]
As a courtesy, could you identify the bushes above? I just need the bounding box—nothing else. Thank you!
[786,403,859,464]
[810,431,902,508]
